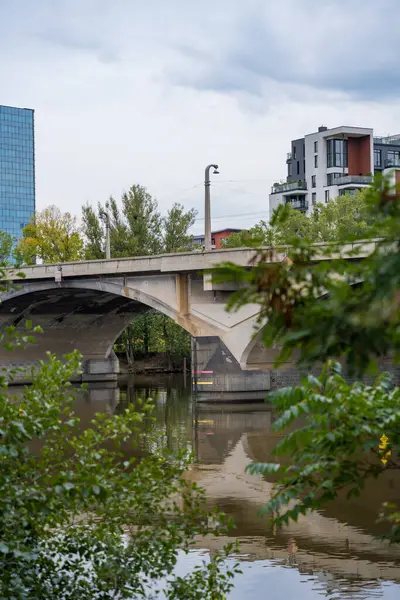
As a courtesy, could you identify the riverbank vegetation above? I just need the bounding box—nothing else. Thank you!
[0,266,237,598]
[115,311,191,372]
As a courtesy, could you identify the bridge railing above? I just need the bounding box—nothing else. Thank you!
[4,239,382,282]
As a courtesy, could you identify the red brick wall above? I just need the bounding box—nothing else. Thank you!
[213,230,238,248]
[348,136,371,175]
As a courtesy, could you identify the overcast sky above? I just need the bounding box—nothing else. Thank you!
[1,0,399,233]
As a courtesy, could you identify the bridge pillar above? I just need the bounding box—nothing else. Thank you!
[192,336,270,403]
[82,350,120,383]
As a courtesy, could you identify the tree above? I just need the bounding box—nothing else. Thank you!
[121,185,163,256]
[114,311,192,371]
[308,190,377,241]
[82,185,163,259]
[163,203,197,253]
[82,186,197,260]
[0,230,13,264]
[81,202,104,260]
[223,189,376,248]
[214,176,400,543]
[0,266,238,598]
[15,206,83,265]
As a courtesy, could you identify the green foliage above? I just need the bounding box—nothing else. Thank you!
[163,203,197,253]
[309,190,378,241]
[0,272,236,597]
[0,230,13,264]
[82,186,197,259]
[223,188,377,248]
[115,311,191,368]
[15,206,83,265]
[81,202,104,260]
[246,362,400,542]
[214,177,400,543]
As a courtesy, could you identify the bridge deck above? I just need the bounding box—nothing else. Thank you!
[6,240,378,282]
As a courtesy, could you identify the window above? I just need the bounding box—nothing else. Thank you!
[314,155,318,168]
[327,172,343,186]
[303,159,306,174]
[327,139,348,168]
[387,150,400,167]
[314,141,318,153]
[311,175,316,188]
[293,146,297,159]
[374,149,382,168]
[312,192,316,205]
[325,190,330,202]
[297,161,300,175]
[288,162,292,177]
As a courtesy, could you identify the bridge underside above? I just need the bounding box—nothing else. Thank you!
[0,281,274,399]
[0,288,146,382]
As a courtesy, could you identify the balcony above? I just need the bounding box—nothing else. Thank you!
[285,199,308,211]
[335,175,373,187]
[286,152,292,162]
[374,135,400,146]
[385,158,400,168]
[271,180,307,194]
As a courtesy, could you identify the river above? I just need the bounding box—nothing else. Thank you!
[31,375,400,598]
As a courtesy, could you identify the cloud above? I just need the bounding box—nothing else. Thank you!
[35,28,120,64]
[171,0,400,101]
[0,0,399,234]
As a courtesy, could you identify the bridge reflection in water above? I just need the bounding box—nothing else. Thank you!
[19,375,400,599]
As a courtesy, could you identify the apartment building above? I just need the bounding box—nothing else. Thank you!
[269,125,400,215]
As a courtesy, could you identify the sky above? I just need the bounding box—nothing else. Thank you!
[1,0,400,234]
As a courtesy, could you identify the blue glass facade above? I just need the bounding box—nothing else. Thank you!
[0,105,35,241]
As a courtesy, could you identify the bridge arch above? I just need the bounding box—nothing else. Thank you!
[0,278,219,381]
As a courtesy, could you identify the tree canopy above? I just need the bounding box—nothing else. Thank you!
[223,189,377,248]
[214,177,400,543]
[15,206,83,265]
[82,185,197,259]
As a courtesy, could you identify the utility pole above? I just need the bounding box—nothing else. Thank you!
[99,210,111,260]
[204,164,219,251]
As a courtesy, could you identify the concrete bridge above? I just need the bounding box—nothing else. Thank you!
[0,241,378,400]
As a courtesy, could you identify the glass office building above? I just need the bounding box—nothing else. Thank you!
[0,105,35,241]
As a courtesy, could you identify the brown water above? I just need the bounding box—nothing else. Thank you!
[27,375,400,599]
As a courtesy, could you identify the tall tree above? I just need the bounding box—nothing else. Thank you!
[81,202,105,260]
[15,206,83,265]
[82,185,197,258]
[82,185,163,259]
[121,185,163,255]
[0,230,13,264]
[163,203,197,253]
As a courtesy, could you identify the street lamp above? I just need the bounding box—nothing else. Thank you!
[99,210,111,260]
[204,164,219,251]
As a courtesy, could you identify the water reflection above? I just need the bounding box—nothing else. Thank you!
[15,376,400,599]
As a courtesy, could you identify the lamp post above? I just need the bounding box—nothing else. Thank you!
[204,164,219,251]
[99,210,111,260]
